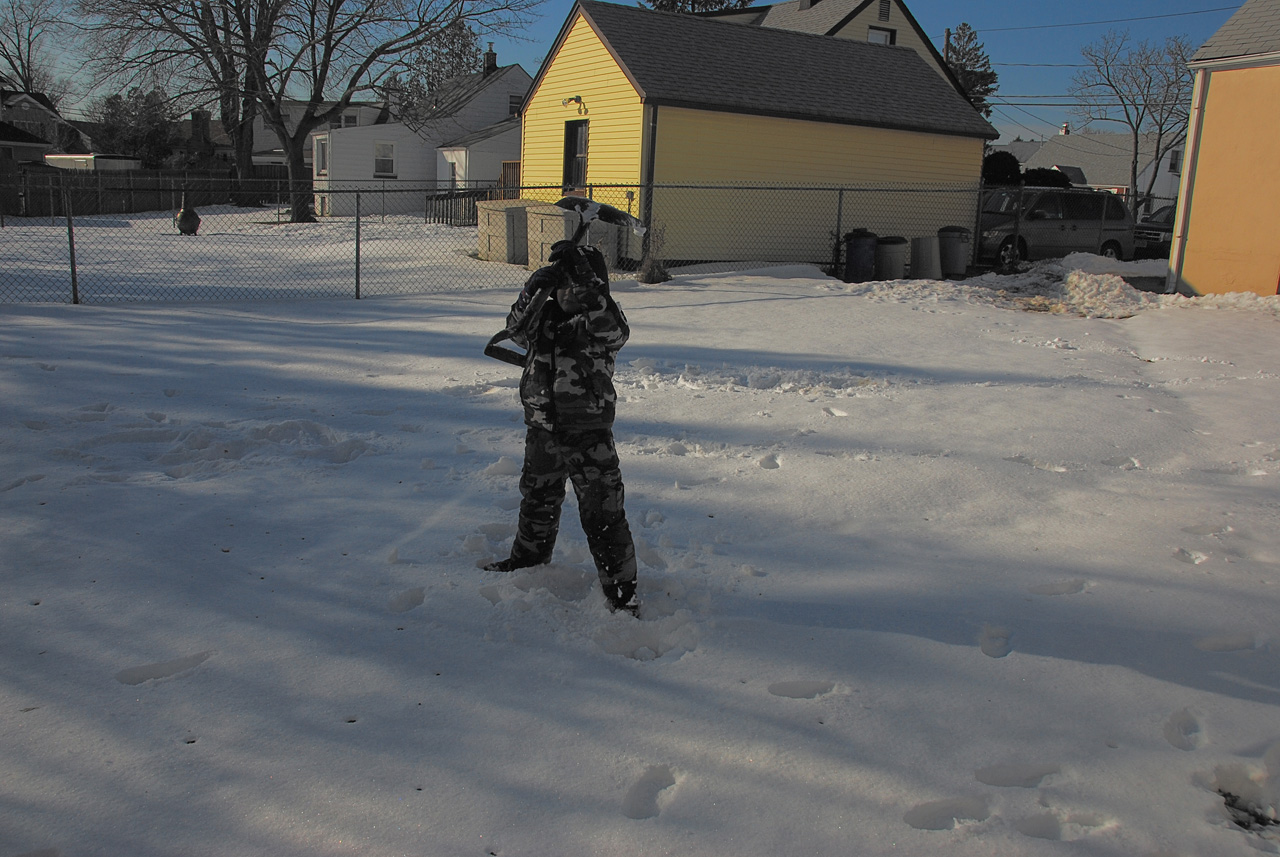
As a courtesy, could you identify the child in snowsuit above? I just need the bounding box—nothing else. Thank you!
[484,240,638,615]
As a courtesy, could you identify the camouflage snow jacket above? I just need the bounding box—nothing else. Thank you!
[506,251,629,432]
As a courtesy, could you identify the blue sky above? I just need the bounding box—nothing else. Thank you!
[51,0,1238,142]
[481,0,1239,143]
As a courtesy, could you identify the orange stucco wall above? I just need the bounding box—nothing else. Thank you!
[1180,64,1280,296]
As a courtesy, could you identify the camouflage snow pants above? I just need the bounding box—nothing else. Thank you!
[510,426,637,586]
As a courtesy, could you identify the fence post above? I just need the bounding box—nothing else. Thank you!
[48,177,55,225]
[63,188,79,305]
[355,191,362,300]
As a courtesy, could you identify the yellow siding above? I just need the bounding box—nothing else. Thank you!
[651,108,982,261]
[1181,64,1280,296]
[520,12,645,202]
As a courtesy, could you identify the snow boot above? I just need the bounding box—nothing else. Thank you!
[604,579,638,616]
[483,553,549,573]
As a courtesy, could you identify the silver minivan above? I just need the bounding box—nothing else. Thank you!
[979,188,1135,266]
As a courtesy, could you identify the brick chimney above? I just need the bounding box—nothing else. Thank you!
[484,43,498,76]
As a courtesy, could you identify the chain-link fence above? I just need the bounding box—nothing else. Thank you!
[1,175,984,304]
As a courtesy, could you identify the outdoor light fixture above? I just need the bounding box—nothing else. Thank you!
[561,95,583,106]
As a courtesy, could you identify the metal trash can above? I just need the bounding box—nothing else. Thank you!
[874,236,909,280]
[937,226,972,278]
[911,236,942,279]
[841,229,878,283]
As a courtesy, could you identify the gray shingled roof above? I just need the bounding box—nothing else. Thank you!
[0,120,50,145]
[1022,132,1164,187]
[1193,0,1280,63]
[574,0,995,139]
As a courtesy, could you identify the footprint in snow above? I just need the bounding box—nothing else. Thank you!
[1163,707,1205,751]
[979,625,1012,658]
[903,795,990,830]
[621,764,677,819]
[2,474,45,492]
[115,651,213,685]
[1027,578,1086,596]
[1174,547,1210,565]
[767,680,834,699]
[387,587,425,614]
[758,453,781,470]
[822,406,848,417]
[1101,455,1140,469]
[975,762,1060,788]
[1181,522,1232,536]
[1013,810,1115,841]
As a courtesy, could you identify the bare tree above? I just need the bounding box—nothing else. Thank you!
[0,0,74,105]
[1070,30,1194,213]
[82,0,540,220]
[80,0,264,190]
[639,0,751,11]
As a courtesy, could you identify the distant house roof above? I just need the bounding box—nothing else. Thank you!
[1192,0,1280,64]
[1022,132,1167,188]
[0,88,60,115]
[1050,165,1088,185]
[565,0,995,139]
[991,139,1044,163]
[416,65,530,122]
[440,116,520,149]
[0,120,50,145]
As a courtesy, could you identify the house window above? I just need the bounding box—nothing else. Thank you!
[563,120,588,190]
[314,137,328,175]
[374,141,396,177]
[509,94,523,115]
[1169,149,1183,174]
[868,26,895,45]
[330,113,357,129]
[878,0,890,20]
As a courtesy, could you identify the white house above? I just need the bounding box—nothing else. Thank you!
[1022,131,1183,211]
[313,49,531,216]
[438,116,521,188]
[252,99,391,169]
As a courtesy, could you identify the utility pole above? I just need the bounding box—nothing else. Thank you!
[944,28,951,64]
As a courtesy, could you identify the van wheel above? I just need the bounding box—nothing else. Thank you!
[1100,241,1123,260]
[998,237,1025,268]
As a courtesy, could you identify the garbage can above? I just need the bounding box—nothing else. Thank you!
[840,230,877,283]
[911,236,942,279]
[937,226,972,278]
[874,236,909,280]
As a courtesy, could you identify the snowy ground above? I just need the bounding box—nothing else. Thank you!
[3,245,1280,857]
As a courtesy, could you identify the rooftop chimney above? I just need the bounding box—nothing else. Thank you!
[484,43,498,76]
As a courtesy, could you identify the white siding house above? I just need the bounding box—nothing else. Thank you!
[438,117,521,187]
[252,100,390,169]
[313,57,531,216]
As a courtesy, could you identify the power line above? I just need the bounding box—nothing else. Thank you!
[943,6,1236,36]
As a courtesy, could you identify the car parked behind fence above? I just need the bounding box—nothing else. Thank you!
[1134,204,1175,259]
[979,187,1135,266]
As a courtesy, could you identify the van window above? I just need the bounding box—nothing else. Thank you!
[1062,193,1103,220]
[1103,195,1129,221]
[1028,194,1063,220]
[983,191,1018,214]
